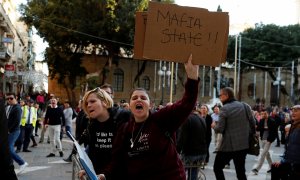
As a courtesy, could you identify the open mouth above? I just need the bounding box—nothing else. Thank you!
[135,104,143,110]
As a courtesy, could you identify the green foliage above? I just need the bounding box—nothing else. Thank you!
[18,0,149,90]
[227,24,300,67]
[18,0,175,100]
[226,23,300,103]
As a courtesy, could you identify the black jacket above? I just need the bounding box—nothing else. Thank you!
[0,98,17,179]
[257,117,277,142]
[177,113,207,156]
[7,104,22,133]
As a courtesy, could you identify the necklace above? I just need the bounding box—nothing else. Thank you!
[130,121,146,148]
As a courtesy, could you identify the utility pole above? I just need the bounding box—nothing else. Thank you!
[237,35,242,98]
[234,35,238,96]
[291,61,294,103]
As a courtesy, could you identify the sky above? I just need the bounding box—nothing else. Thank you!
[175,0,300,34]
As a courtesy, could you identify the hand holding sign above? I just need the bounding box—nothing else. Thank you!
[184,54,198,80]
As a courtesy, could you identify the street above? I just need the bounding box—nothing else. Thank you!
[16,129,284,180]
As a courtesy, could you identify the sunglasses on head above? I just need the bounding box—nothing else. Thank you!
[91,87,105,99]
[6,97,14,100]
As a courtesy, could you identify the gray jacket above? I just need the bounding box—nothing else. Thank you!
[214,100,255,152]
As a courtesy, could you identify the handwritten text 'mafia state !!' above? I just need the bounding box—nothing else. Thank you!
[156,10,219,47]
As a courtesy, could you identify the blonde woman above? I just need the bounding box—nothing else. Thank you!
[79,88,130,179]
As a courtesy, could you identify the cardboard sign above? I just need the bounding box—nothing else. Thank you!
[133,12,147,60]
[134,2,229,66]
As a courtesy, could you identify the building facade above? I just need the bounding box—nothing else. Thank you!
[0,0,34,97]
[48,55,299,108]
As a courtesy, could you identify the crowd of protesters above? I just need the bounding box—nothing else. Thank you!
[1,60,299,179]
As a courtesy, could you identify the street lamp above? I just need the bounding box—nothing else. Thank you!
[273,68,285,106]
[158,61,171,105]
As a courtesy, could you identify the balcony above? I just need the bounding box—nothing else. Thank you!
[0,46,12,61]
[0,21,9,32]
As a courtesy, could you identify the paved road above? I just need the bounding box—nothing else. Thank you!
[15,129,285,180]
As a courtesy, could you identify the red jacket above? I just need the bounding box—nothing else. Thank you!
[103,78,199,180]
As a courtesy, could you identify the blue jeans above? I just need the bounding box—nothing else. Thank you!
[65,125,72,139]
[183,154,206,180]
[8,130,25,165]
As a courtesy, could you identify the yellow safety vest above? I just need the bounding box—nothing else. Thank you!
[21,106,37,127]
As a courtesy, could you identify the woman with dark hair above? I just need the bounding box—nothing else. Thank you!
[199,104,213,168]
[99,54,200,180]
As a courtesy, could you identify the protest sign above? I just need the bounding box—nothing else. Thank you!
[134,2,229,66]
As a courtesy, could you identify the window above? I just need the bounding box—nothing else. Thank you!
[113,68,124,92]
[204,75,210,96]
[247,83,255,98]
[142,76,150,90]
[228,78,234,88]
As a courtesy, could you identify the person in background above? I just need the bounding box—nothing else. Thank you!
[252,108,277,175]
[19,99,25,107]
[177,107,207,180]
[270,107,281,147]
[75,99,82,113]
[45,98,65,158]
[36,91,45,112]
[271,105,300,180]
[98,54,199,180]
[122,102,130,110]
[5,93,28,174]
[34,103,43,137]
[39,109,50,144]
[64,100,89,162]
[212,87,255,180]
[280,112,291,145]
[1,96,18,179]
[211,105,221,146]
[16,99,37,153]
[199,104,212,169]
[30,103,42,148]
[100,83,114,99]
[63,100,73,139]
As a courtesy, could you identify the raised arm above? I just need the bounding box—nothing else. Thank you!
[184,54,199,80]
[155,54,199,132]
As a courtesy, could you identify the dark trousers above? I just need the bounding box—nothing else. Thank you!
[271,162,290,180]
[16,125,34,151]
[280,130,286,144]
[4,164,18,180]
[290,163,300,180]
[30,134,37,145]
[34,120,40,135]
[271,162,300,180]
[205,138,211,163]
[275,128,280,146]
[213,149,248,180]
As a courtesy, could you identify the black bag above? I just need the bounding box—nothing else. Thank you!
[243,103,260,156]
[248,134,260,156]
[72,108,77,119]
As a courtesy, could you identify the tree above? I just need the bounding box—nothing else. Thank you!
[226,24,300,103]
[18,0,150,104]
